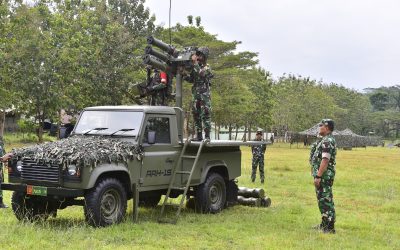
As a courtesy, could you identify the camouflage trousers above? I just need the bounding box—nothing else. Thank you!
[192,94,211,133]
[150,94,167,106]
[251,156,265,181]
[315,179,335,224]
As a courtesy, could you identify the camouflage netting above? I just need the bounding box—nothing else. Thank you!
[12,136,143,168]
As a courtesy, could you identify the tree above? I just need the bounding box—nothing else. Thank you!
[195,16,201,27]
[187,15,193,25]
[369,92,389,111]
[271,75,339,136]
[323,84,371,135]
[0,0,15,136]
[366,85,400,138]
[3,0,155,141]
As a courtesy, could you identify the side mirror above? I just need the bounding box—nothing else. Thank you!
[147,131,156,144]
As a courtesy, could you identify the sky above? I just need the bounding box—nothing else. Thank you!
[144,0,400,90]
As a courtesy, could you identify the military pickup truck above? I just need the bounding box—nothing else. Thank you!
[2,105,265,226]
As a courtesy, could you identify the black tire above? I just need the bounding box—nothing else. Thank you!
[226,180,239,207]
[11,191,56,221]
[84,178,127,227]
[139,194,161,208]
[195,173,226,213]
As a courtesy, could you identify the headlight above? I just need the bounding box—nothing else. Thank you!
[67,165,77,176]
[16,161,23,172]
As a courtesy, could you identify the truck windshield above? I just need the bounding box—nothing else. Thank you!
[74,111,143,137]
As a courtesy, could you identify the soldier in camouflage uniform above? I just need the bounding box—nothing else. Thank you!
[185,47,214,140]
[251,131,267,183]
[0,136,9,208]
[310,119,337,233]
[144,67,171,106]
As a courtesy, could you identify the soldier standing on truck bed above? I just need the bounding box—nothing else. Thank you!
[251,130,266,184]
[184,47,214,140]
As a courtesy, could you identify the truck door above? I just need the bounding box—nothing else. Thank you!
[140,115,179,186]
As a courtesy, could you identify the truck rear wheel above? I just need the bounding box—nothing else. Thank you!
[84,178,127,227]
[195,173,226,213]
[11,191,56,221]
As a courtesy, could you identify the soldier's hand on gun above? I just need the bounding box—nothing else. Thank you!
[0,153,13,162]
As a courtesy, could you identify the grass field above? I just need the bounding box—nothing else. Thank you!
[0,143,399,249]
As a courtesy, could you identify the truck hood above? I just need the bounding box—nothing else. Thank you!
[12,136,143,168]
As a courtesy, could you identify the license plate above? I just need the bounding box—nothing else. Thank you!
[27,185,47,196]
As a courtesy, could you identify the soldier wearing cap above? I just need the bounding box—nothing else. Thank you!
[251,130,266,184]
[185,47,214,140]
[310,119,337,233]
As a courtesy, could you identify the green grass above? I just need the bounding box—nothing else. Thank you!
[0,143,399,249]
[2,132,56,147]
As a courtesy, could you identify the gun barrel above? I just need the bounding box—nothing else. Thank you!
[145,46,171,62]
[147,36,177,57]
[143,55,168,72]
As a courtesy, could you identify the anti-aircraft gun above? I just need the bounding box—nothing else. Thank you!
[143,36,197,76]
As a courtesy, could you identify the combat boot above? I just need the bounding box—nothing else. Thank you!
[194,132,203,141]
[204,130,210,140]
[323,222,336,234]
[312,220,326,231]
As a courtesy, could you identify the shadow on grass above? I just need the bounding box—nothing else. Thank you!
[13,203,203,229]
[271,166,293,172]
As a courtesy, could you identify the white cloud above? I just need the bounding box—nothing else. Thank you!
[145,0,400,89]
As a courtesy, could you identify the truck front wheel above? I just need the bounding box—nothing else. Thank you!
[195,173,226,213]
[84,178,127,227]
[11,191,56,221]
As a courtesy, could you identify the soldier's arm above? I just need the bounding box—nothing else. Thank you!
[204,65,213,78]
[183,69,195,83]
[149,72,168,91]
[316,140,333,177]
[316,158,329,177]
[0,153,13,162]
[151,83,167,91]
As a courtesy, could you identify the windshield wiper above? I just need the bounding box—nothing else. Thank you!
[109,128,136,136]
[83,127,109,135]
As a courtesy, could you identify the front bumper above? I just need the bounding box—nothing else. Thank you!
[1,183,84,197]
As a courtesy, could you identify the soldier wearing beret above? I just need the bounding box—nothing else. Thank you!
[310,119,337,233]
